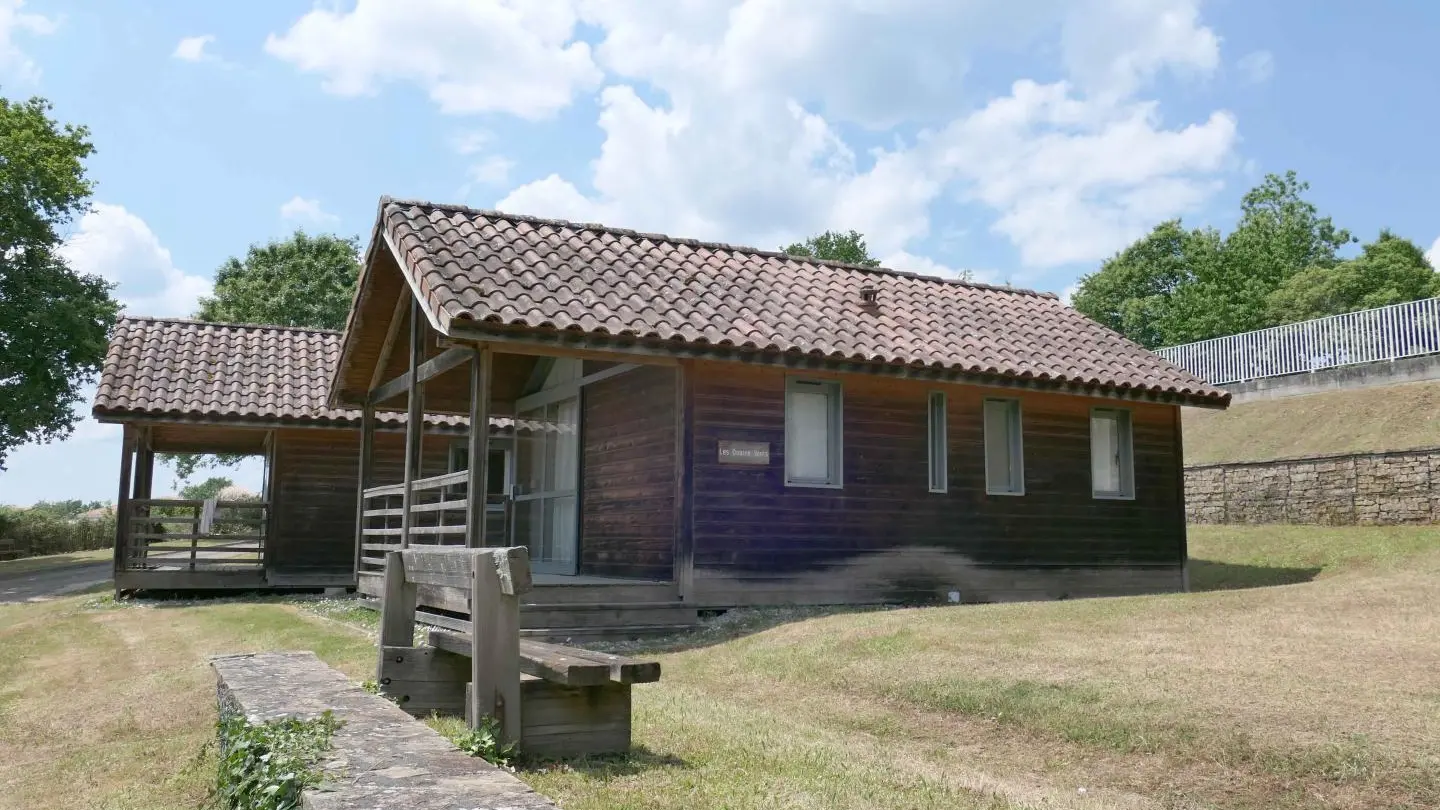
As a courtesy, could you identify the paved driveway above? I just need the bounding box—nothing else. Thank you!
[0,559,111,603]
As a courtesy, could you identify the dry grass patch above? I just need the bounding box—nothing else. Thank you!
[3,525,1437,810]
[0,596,371,810]
[1183,379,1440,464]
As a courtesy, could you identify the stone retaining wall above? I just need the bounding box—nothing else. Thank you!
[1185,447,1440,525]
[212,651,556,810]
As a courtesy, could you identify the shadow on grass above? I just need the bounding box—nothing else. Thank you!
[1187,559,1322,592]
[523,745,688,777]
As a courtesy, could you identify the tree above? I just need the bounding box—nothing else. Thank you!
[170,231,361,481]
[195,230,361,330]
[0,97,118,470]
[1071,171,1355,347]
[782,230,881,267]
[1070,221,1221,349]
[1195,171,1354,336]
[1267,231,1439,324]
[179,476,233,502]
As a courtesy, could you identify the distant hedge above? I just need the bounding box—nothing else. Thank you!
[0,507,114,558]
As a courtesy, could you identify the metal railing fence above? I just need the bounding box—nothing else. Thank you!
[1156,297,1440,385]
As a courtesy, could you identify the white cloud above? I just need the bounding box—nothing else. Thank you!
[172,34,215,62]
[497,0,1234,271]
[880,250,987,284]
[931,80,1237,267]
[1426,236,1440,269]
[1236,50,1275,84]
[265,0,602,119]
[0,0,56,83]
[1061,0,1220,99]
[450,129,493,156]
[279,196,340,226]
[59,203,211,317]
[467,156,515,188]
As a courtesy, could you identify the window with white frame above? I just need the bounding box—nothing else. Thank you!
[1090,407,1135,499]
[785,378,842,487]
[927,392,947,493]
[983,398,1024,495]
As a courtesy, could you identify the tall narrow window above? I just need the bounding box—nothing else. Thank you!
[785,378,843,487]
[927,392,948,493]
[1091,408,1135,499]
[983,398,1024,495]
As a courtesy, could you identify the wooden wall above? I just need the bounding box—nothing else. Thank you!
[684,361,1186,605]
[579,365,677,580]
[267,428,454,578]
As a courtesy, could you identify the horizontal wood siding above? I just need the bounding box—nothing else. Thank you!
[688,362,1184,604]
[268,428,452,576]
[580,366,676,579]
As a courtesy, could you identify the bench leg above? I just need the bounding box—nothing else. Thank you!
[517,680,632,758]
[378,645,470,716]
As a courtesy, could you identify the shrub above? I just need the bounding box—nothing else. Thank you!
[213,711,338,810]
[0,506,114,558]
[448,716,519,768]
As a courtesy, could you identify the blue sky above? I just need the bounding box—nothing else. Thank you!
[2,0,1439,505]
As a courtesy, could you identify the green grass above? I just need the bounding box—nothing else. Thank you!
[1183,379,1440,464]
[4,525,1439,809]
[0,547,110,576]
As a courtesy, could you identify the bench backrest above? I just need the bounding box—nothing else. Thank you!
[376,546,533,742]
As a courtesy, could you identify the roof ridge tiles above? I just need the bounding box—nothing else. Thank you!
[115,315,343,335]
[378,196,1055,300]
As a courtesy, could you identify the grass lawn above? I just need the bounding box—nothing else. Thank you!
[0,547,110,577]
[1183,378,1440,464]
[2,525,1437,810]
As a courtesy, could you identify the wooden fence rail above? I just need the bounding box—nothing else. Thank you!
[120,498,267,572]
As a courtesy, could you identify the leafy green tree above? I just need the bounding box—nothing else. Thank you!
[195,231,361,330]
[172,232,361,480]
[1070,221,1222,349]
[1197,171,1354,336]
[1266,231,1439,324]
[1071,171,1355,347]
[0,96,119,470]
[782,230,881,267]
[179,476,233,502]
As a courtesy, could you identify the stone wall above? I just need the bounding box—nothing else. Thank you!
[1185,447,1440,525]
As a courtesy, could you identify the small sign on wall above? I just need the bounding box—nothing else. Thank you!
[718,440,770,465]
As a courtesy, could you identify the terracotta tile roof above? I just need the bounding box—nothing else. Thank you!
[378,199,1229,407]
[93,317,506,430]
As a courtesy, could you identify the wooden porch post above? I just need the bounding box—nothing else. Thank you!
[113,426,137,587]
[134,427,154,500]
[354,402,376,580]
[400,300,426,549]
[466,347,492,548]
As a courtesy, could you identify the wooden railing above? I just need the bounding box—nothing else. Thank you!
[357,472,508,576]
[120,498,267,571]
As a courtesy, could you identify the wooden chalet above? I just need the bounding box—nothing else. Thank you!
[328,198,1231,617]
[93,318,520,593]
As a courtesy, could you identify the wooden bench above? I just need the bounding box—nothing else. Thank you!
[375,546,661,757]
[0,538,24,561]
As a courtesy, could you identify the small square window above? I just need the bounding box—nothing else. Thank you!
[785,378,842,487]
[983,398,1024,495]
[1091,408,1135,499]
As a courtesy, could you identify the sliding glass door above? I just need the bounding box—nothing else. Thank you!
[514,377,580,574]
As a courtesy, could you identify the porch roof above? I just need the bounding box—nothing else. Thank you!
[93,317,520,432]
[333,198,1229,408]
